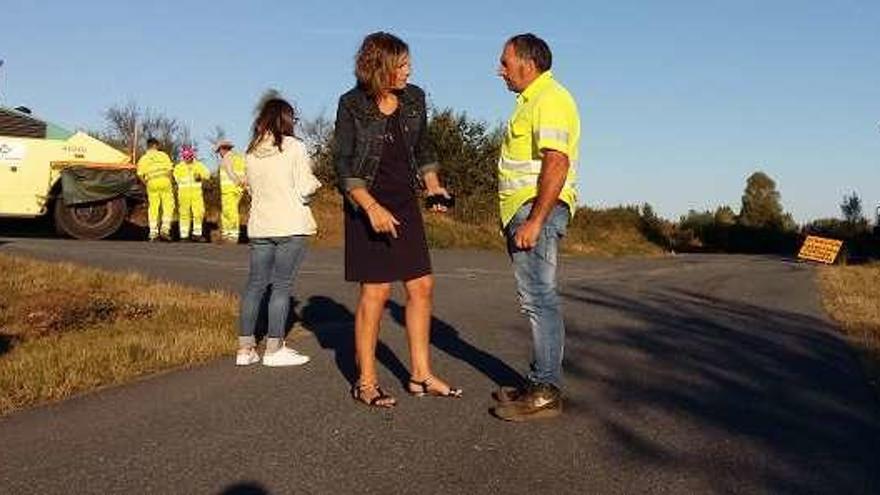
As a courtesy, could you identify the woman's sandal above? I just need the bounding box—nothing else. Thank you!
[351,382,397,408]
[408,376,463,398]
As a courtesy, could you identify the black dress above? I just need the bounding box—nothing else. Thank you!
[344,110,432,283]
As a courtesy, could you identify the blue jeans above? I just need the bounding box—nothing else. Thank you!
[239,236,308,346]
[506,202,569,387]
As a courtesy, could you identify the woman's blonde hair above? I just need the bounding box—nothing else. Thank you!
[355,32,409,98]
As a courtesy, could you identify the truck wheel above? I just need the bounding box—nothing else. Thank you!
[53,197,128,240]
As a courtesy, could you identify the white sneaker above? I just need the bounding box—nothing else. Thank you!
[235,349,260,366]
[262,345,310,367]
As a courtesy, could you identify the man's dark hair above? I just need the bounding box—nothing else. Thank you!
[146,137,159,148]
[506,33,552,72]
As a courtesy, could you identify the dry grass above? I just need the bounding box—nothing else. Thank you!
[0,254,238,415]
[309,188,344,247]
[308,191,666,256]
[128,182,666,256]
[424,214,505,250]
[564,224,666,257]
[817,263,880,391]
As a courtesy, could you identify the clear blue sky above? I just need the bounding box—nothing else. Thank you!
[4,0,879,223]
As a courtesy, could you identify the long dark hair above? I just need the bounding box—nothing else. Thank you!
[247,97,297,153]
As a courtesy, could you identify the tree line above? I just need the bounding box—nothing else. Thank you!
[91,101,878,258]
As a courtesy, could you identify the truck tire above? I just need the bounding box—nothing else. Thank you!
[53,196,128,240]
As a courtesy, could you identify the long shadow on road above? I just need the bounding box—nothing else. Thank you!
[300,295,523,390]
[300,295,410,387]
[217,481,271,495]
[562,283,880,494]
[0,218,148,241]
[386,300,524,388]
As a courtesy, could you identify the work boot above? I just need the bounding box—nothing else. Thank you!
[159,233,173,242]
[492,385,525,404]
[491,382,562,422]
[191,235,208,243]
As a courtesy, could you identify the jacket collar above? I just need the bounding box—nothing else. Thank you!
[353,84,417,118]
[517,70,554,104]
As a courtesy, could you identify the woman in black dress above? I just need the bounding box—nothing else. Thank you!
[333,32,461,407]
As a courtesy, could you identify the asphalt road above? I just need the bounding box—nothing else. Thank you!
[0,237,878,494]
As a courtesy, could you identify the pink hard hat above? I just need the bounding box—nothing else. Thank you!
[181,146,195,161]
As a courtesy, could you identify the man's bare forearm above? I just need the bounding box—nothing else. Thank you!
[527,150,570,226]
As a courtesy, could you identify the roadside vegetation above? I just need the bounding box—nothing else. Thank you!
[0,254,238,415]
[93,98,877,260]
[817,263,880,393]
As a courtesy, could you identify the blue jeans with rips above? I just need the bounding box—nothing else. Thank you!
[505,202,569,387]
[239,236,308,347]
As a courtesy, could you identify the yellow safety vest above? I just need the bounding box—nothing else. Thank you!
[220,152,246,191]
[498,70,580,227]
[173,160,211,191]
[136,149,174,184]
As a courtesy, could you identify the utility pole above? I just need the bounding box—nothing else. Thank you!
[0,59,5,106]
[131,117,139,165]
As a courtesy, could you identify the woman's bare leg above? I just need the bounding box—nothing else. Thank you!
[404,274,455,393]
[355,282,391,386]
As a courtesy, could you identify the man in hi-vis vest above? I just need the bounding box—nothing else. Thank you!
[173,145,211,242]
[490,33,580,422]
[136,137,176,242]
[215,139,247,243]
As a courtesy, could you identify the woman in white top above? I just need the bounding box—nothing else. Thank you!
[235,96,321,367]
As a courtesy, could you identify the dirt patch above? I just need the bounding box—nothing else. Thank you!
[19,296,155,338]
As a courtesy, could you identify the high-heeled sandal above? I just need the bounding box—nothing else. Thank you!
[408,376,463,398]
[351,382,397,408]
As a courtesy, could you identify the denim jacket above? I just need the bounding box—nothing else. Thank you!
[332,84,439,198]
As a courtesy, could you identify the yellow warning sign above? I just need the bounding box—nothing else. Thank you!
[797,235,843,264]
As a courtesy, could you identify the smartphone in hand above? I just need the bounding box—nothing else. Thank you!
[425,193,455,209]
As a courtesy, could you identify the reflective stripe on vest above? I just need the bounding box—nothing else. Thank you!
[176,178,200,190]
[537,127,571,144]
[497,157,577,193]
[175,161,209,190]
[145,169,170,181]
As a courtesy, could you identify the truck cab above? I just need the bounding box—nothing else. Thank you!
[0,106,142,238]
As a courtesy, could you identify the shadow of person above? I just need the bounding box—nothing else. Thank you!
[385,300,524,387]
[216,481,271,495]
[300,295,410,387]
